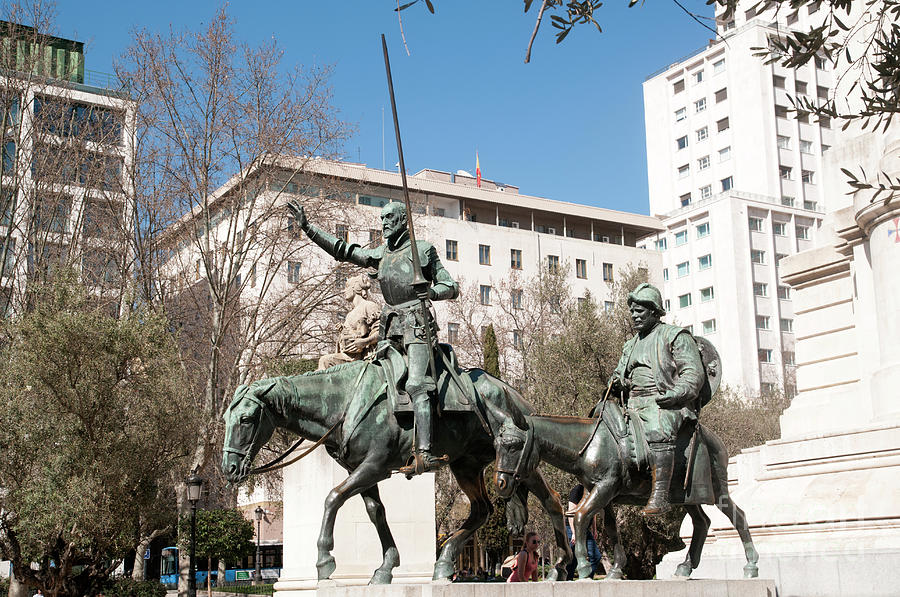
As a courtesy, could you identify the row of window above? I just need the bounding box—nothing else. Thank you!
[655,221,710,251]
[779,165,816,184]
[774,104,831,128]
[755,315,794,332]
[759,349,795,364]
[674,88,728,125]
[449,241,615,282]
[672,59,726,96]
[773,75,829,100]
[676,144,731,181]
[749,216,811,239]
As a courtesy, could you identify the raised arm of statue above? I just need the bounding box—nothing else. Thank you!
[287,200,378,269]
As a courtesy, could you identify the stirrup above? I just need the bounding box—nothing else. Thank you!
[399,452,448,477]
[641,496,672,516]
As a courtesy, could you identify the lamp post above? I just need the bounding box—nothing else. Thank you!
[253,506,264,584]
[186,474,203,597]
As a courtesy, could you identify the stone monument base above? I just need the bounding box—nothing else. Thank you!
[317,579,775,597]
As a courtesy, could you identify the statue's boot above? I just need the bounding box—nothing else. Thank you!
[399,392,448,477]
[642,445,675,515]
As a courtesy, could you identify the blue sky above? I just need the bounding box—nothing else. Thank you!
[54,1,715,214]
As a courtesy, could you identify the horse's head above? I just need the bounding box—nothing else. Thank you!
[221,382,278,484]
[493,418,536,499]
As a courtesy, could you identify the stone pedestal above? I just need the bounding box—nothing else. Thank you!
[274,447,436,596]
[658,127,900,597]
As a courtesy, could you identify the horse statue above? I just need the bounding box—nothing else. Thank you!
[491,400,759,581]
[221,358,573,584]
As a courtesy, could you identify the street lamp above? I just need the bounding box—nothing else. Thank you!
[186,473,203,597]
[253,506,265,584]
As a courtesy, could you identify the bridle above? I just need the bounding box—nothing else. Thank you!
[223,392,277,467]
[495,422,535,482]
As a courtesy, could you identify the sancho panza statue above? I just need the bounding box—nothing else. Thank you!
[609,282,705,514]
[318,273,381,370]
[288,200,459,475]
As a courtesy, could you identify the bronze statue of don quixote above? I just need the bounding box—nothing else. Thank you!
[220,35,759,585]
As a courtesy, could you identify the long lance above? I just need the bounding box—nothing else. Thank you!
[381,34,438,388]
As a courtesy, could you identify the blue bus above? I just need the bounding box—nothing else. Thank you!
[159,546,283,586]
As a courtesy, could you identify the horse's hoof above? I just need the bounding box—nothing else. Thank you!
[369,570,393,585]
[317,556,337,580]
[576,566,593,580]
[674,562,693,578]
[604,569,624,580]
[432,560,454,581]
[743,563,759,578]
[545,568,558,581]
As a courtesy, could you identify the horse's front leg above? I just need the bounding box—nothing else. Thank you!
[601,505,626,579]
[316,461,388,581]
[433,458,491,581]
[360,485,400,585]
[522,471,571,581]
[573,482,614,580]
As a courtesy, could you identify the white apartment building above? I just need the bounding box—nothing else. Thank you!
[162,158,664,370]
[0,21,135,315]
[641,3,833,393]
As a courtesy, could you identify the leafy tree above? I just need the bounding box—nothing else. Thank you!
[179,509,254,596]
[482,324,501,378]
[0,273,196,597]
[701,385,792,457]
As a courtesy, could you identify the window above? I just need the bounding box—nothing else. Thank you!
[693,70,704,84]
[547,255,559,274]
[678,293,692,308]
[700,185,712,199]
[754,282,768,296]
[0,189,14,227]
[513,330,524,350]
[776,285,791,300]
[478,244,491,265]
[678,164,690,178]
[334,270,348,291]
[674,79,685,94]
[2,237,15,277]
[510,248,522,270]
[777,135,791,149]
[721,176,733,191]
[479,285,492,305]
[684,324,694,334]
[604,301,614,312]
[447,322,459,344]
[719,146,731,162]
[798,112,809,124]
[782,196,795,207]
[664,299,671,312]
[751,249,766,264]
[749,217,764,232]
[697,126,708,141]
[817,85,828,100]
[773,75,786,89]
[446,239,458,261]
[759,349,773,363]
[714,87,728,103]
[675,107,687,122]
[713,59,725,74]
[602,262,614,282]
[698,155,710,170]
[695,97,707,112]
[335,224,349,243]
[802,170,815,184]
[800,140,813,154]
[796,225,810,240]
[702,319,717,334]
[787,10,798,25]
[287,261,301,284]
[780,166,793,180]
[795,81,808,95]
[677,261,690,277]
[784,350,796,365]
[576,259,588,279]
[815,55,827,69]
[756,315,770,329]
[717,117,730,132]
[677,135,689,150]
[655,238,668,252]
[773,222,787,236]
[804,200,818,211]
[698,254,712,270]
[700,286,715,302]
[808,0,821,13]
[663,268,669,281]
[680,193,692,207]
[696,222,710,238]
[675,230,688,246]
[369,229,382,246]
[781,318,794,332]
[775,105,789,118]
[775,252,787,266]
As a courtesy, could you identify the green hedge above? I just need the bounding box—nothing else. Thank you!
[102,578,167,597]
[217,584,275,595]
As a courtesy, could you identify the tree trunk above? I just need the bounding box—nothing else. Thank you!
[217,560,227,587]
[132,535,152,580]
[207,556,212,597]
[8,571,28,597]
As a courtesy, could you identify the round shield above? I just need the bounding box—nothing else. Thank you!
[695,336,722,403]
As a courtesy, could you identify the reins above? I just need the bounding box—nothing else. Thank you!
[249,418,343,474]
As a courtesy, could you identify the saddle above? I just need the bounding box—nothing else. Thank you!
[600,402,716,505]
[377,342,478,414]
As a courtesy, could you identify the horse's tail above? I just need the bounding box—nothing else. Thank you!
[506,483,530,535]
[699,424,731,496]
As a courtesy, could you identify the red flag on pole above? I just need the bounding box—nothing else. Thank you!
[476,152,481,188]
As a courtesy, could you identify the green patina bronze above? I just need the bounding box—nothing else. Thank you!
[492,283,759,581]
[221,358,573,584]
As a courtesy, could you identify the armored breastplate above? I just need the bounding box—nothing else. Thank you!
[378,244,420,305]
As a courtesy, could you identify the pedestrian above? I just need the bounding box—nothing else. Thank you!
[506,532,540,582]
[565,484,605,579]
[34,590,43,597]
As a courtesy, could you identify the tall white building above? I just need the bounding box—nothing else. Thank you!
[640,3,835,393]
